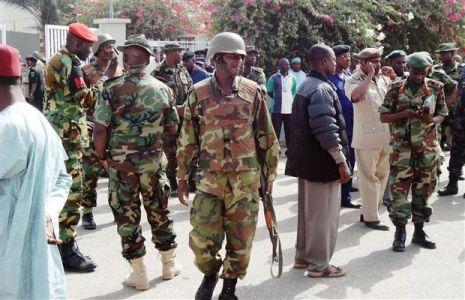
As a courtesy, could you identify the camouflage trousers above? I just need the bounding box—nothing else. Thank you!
[388,147,440,226]
[189,188,259,279]
[81,144,105,208]
[108,154,177,260]
[59,148,83,242]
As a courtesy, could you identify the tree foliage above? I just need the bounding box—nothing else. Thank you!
[63,0,214,39]
[0,0,60,31]
[211,0,465,74]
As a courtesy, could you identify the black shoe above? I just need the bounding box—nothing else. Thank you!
[412,223,436,249]
[82,212,96,230]
[438,181,458,196]
[219,278,238,300]
[195,273,219,300]
[350,187,359,192]
[364,220,389,231]
[59,239,96,272]
[341,202,361,209]
[392,225,406,252]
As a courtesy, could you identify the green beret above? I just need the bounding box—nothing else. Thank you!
[406,52,433,69]
[385,50,406,60]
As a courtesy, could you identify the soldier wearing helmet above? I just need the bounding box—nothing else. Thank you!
[80,33,121,230]
[177,32,279,299]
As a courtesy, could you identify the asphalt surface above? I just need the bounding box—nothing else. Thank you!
[67,154,464,299]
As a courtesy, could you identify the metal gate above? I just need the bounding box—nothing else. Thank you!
[45,24,98,61]
[0,24,6,44]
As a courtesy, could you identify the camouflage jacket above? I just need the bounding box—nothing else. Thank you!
[177,76,279,197]
[93,68,179,163]
[44,47,92,150]
[430,68,457,98]
[433,61,464,84]
[244,66,267,92]
[151,62,193,106]
[379,78,448,151]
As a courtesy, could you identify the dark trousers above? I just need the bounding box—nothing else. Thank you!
[271,113,292,148]
[341,141,355,205]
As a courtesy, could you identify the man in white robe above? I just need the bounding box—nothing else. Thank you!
[0,44,71,299]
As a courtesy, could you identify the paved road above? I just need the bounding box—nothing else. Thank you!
[67,154,464,299]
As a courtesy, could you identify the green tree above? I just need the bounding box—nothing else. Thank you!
[0,0,60,31]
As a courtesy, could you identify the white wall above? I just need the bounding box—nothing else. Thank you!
[0,3,37,33]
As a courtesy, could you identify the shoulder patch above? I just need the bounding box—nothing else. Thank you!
[193,78,213,101]
[238,77,258,102]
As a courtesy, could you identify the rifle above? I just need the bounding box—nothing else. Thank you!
[259,171,283,279]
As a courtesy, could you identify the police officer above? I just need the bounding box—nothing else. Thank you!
[151,43,193,195]
[379,52,448,252]
[80,33,120,229]
[93,34,181,290]
[177,32,279,300]
[242,45,267,91]
[44,22,98,272]
[25,54,45,111]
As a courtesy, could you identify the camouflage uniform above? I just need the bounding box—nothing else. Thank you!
[151,62,193,190]
[44,47,93,242]
[379,78,448,226]
[177,76,279,279]
[432,62,463,147]
[93,68,179,259]
[81,61,122,210]
[244,66,267,92]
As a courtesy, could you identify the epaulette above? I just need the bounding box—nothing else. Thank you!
[238,77,258,102]
[193,78,213,101]
[103,75,123,87]
[426,78,444,89]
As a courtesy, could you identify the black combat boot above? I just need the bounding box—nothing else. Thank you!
[412,222,436,249]
[219,278,238,300]
[82,212,97,230]
[195,273,219,300]
[59,238,97,272]
[392,225,406,252]
[437,179,458,196]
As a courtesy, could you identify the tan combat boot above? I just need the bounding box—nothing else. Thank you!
[123,257,149,290]
[160,249,182,280]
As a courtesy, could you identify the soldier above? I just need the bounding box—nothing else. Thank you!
[25,54,45,111]
[151,43,193,195]
[177,32,279,300]
[93,34,181,291]
[80,33,120,229]
[379,52,448,252]
[44,22,98,272]
[384,50,408,81]
[433,43,463,151]
[242,45,267,91]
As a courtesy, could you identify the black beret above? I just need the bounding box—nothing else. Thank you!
[182,51,195,61]
[332,45,350,56]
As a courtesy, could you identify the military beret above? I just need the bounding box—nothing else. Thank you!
[245,45,258,53]
[194,49,206,55]
[291,57,301,64]
[357,47,382,60]
[0,45,21,77]
[182,51,195,61]
[25,54,38,61]
[163,43,185,52]
[385,50,407,60]
[332,45,350,56]
[117,34,155,56]
[406,52,433,68]
[68,23,98,43]
[435,42,459,53]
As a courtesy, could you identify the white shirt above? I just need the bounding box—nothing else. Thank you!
[281,73,295,114]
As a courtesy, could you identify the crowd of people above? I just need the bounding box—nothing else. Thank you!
[1,20,464,300]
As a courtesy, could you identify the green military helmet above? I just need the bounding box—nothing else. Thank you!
[92,33,117,56]
[206,32,246,61]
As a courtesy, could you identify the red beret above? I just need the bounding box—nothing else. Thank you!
[0,45,21,77]
[69,23,98,42]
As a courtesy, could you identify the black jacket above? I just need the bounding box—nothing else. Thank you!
[285,71,349,182]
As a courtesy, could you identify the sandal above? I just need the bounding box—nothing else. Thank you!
[293,260,309,269]
[307,265,346,278]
